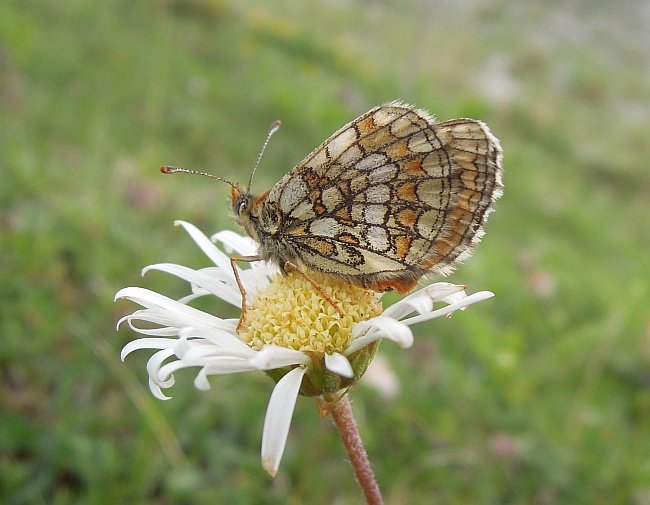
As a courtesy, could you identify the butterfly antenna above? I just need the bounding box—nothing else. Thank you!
[160,166,237,189]
[248,120,281,192]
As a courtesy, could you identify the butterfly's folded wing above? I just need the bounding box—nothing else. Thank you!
[267,102,503,290]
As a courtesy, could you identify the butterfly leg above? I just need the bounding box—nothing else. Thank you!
[230,254,262,330]
[316,388,351,417]
[283,261,345,318]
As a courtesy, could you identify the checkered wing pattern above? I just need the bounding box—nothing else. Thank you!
[264,102,503,293]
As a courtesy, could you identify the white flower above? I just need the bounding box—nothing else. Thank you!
[116,221,494,476]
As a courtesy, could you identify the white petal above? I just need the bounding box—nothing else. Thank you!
[170,333,254,363]
[177,326,253,355]
[149,377,171,400]
[324,352,354,378]
[249,345,311,370]
[141,263,200,283]
[146,348,176,380]
[179,223,277,294]
[437,290,468,305]
[382,283,466,320]
[399,294,433,317]
[366,317,414,348]
[212,230,259,256]
[173,339,249,362]
[118,311,185,336]
[144,263,228,290]
[194,359,259,390]
[144,263,245,308]
[120,338,176,361]
[115,287,232,330]
[175,220,234,273]
[347,316,414,354]
[261,367,305,477]
[194,356,258,375]
[157,359,193,384]
[193,368,213,391]
[237,265,275,290]
[157,356,256,389]
[422,282,467,301]
[401,291,494,326]
[121,318,179,336]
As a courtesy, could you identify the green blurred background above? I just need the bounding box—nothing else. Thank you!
[2,1,649,503]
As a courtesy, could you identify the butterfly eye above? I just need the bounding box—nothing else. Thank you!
[236,199,248,215]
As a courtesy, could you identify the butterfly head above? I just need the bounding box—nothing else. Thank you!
[230,183,252,218]
[230,183,275,243]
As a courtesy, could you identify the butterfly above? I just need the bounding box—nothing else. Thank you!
[163,101,503,312]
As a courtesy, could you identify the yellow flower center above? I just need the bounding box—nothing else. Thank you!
[238,272,383,357]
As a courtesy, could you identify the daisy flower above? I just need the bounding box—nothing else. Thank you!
[116,221,494,476]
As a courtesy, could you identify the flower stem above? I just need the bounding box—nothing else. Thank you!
[329,394,384,505]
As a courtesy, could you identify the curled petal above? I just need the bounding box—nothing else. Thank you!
[382,282,466,320]
[117,312,183,336]
[402,291,494,326]
[146,348,176,382]
[157,359,194,384]
[261,367,306,477]
[148,377,172,400]
[120,337,176,361]
[422,282,467,302]
[194,368,213,391]
[348,316,414,354]
[324,352,354,378]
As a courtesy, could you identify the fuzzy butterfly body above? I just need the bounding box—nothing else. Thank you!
[228,101,503,294]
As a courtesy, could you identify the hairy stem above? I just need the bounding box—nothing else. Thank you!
[329,394,384,505]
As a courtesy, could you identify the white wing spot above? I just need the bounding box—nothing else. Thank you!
[368,164,397,184]
[338,144,363,165]
[355,153,388,171]
[366,226,389,251]
[309,217,340,237]
[328,128,357,158]
[364,205,387,224]
[407,132,434,153]
[279,176,308,213]
[366,184,390,204]
[322,186,343,212]
[373,109,401,127]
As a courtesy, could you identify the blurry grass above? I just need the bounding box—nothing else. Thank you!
[2,0,649,504]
